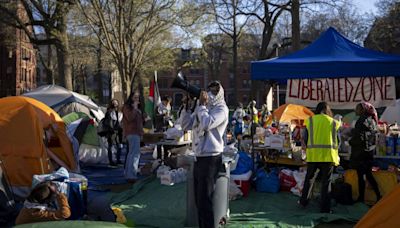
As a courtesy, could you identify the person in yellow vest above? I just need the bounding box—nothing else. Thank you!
[298,102,340,213]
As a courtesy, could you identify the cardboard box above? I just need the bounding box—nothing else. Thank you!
[269,135,284,148]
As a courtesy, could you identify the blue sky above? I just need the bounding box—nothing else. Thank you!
[353,0,378,13]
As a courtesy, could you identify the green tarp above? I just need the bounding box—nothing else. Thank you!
[15,221,126,228]
[62,112,100,146]
[110,177,369,228]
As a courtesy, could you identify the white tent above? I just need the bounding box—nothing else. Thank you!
[23,85,104,120]
[380,99,400,124]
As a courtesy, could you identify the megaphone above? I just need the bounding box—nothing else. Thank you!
[171,71,201,98]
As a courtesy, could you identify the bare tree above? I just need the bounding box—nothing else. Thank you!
[0,0,76,90]
[208,0,250,105]
[201,33,231,82]
[365,0,400,54]
[77,0,203,98]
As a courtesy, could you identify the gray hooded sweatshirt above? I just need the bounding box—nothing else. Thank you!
[181,82,229,157]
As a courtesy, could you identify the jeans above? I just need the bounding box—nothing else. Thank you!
[125,134,141,179]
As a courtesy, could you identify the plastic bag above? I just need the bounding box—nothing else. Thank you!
[279,169,297,192]
[290,170,306,196]
[255,168,280,193]
[231,151,253,175]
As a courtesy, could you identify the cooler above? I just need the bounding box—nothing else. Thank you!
[231,170,252,197]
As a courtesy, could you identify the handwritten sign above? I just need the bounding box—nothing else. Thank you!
[286,77,396,109]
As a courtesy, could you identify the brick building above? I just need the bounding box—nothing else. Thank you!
[0,1,36,97]
[158,47,255,109]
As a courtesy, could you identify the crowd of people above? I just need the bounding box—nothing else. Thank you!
[17,80,387,227]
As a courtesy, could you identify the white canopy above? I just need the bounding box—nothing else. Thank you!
[380,99,400,124]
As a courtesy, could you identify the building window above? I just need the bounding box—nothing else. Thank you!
[242,80,247,88]
[229,73,235,88]
[242,95,248,104]
[159,78,169,88]
[195,80,200,86]
[227,93,235,107]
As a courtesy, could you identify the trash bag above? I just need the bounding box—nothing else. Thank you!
[255,168,280,193]
[231,151,253,175]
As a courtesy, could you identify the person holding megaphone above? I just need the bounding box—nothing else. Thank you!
[180,80,229,228]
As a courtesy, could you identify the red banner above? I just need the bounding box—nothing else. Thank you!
[286,77,396,109]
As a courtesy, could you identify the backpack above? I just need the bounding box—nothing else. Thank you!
[331,179,354,205]
[97,116,112,137]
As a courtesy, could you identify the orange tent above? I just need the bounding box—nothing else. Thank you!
[266,104,314,125]
[0,96,76,192]
[356,184,400,228]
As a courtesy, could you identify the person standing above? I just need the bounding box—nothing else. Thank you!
[349,102,381,203]
[155,95,173,132]
[232,103,246,138]
[299,102,340,213]
[181,81,229,228]
[105,99,123,166]
[122,92,144,183]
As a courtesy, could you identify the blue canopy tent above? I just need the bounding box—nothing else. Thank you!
[251,27,400,80]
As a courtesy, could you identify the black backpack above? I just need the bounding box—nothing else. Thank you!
[331,179,354,205]
[97,116,112,137]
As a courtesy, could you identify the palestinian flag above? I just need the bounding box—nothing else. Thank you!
[144,72,161,129]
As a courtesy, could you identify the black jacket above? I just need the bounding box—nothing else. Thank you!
[349,115,377,162]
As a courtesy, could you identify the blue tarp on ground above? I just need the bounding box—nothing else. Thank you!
[251,27,400,80]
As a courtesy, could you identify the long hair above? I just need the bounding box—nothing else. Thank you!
[107,99,119,111]
[315,102,333,117]
[125,92,141,109]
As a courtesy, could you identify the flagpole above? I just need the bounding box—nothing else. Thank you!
[153,71,157,129]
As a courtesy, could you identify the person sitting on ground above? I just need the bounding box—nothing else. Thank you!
[15,181,71,225]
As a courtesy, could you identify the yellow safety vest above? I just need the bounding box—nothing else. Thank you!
[305,114,340,166]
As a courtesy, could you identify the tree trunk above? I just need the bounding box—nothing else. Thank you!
[96,34,104,103]
[46,44,54,84]
[232,36,238,106]
[138,71,145,114]
[83,69,87,95]
[56,42,73,90]
[291,0,301,51]
[56,11,73,90]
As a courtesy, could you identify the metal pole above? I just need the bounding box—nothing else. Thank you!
[277,84,280,107]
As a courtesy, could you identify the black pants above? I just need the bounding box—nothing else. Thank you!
[194,155,222,228]
[352,161,381,201]
[107,129,123,164]
[300,162,333,213]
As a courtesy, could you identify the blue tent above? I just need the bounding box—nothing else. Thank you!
[251,27,400,80]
